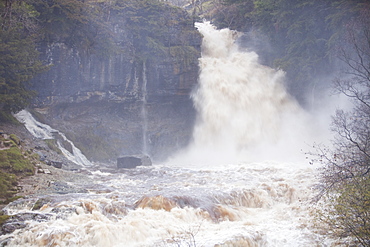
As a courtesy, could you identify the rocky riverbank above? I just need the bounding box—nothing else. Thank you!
[0,122,96,208]
[0,121,105,240]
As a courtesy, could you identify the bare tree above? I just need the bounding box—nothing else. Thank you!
[312,6,370,246]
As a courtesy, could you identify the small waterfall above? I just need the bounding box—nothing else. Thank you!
[14,110,93,167]
[141,61,149,155]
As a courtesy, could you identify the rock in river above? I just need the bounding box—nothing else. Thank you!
[117,155,152,169]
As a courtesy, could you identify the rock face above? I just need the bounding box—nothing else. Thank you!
[29,2,201,162]
[117,155,152,169]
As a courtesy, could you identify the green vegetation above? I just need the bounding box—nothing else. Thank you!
[310,8,370,245]
[194,0,369,245]
[0,111,19,124]
[0,134,36,204]
[0,0,47,114]
[32,0,118,58]
[321,177,370,245]
[0,0,117,116]
[0,0,199,115]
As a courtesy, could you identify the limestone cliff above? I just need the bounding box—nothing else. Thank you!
[29,1,201,162]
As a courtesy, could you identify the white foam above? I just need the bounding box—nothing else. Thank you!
[14,109,93,167]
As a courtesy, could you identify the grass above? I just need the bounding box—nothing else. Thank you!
[0,134,36,204]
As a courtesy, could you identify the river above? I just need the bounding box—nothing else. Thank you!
[1,22,338,246]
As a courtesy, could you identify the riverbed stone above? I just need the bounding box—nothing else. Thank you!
[47,160,63,169]
[0,212,51,235]
[117,155,152,169]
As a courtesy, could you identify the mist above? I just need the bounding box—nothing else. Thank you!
[167,21,347,166]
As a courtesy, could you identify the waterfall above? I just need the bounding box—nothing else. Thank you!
[14,110,93,167]
[171,22,317,165]
[141,61,149,155]
[0,22,338,247]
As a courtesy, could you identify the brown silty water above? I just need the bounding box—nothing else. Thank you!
[2,22,337,247]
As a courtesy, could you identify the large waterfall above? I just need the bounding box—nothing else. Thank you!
[0,22,337,246]
[171,22,318,166]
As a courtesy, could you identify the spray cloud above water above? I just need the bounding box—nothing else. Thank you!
[170,22,330,165]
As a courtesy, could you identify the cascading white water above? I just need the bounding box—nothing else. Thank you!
[171,22,318,166]
[193,22,294,146]
[14,110,93,167]
[0,22,338,247]
[141,61,149,155]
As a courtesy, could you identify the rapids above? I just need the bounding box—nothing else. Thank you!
[1,162,330,246]
[0,22,337,246]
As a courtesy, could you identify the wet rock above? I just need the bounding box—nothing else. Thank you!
[1,221,27,234]
[32,197,53,211]
[51,207,77,219]
[0,212,51,235]
[117,155,152,169]
[27,1,201,163]
[50,181,88,194]
[47,160,63,169]
[10,212,51,222]
[0,236,12,246]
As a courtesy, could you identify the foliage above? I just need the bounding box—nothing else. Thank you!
[311,6,370,246]
[204,0,254,30]
[0,111,19,124]
[0,0,47,114]
[315,175,370,246]
[33,0,118,58]
[1,0,198,114]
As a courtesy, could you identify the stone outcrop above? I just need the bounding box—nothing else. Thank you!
[117,155,152,169]
[29,2,201,162]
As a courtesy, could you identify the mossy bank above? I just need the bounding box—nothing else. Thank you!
[0,132,37,204]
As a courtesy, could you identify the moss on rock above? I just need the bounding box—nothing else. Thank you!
[0,134,36,204]
[44,139,63,155]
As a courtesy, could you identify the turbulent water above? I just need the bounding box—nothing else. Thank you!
[14,110,93,167]
[1,22,337,246]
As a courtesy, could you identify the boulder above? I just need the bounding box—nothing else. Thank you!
[47,160,63,169]
[117,155,152,169]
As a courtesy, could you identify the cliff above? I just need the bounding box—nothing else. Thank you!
[29,1,202,162]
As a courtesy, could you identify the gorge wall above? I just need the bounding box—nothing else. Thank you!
[29,1,202,163]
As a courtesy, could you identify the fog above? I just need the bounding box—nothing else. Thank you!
[167,21,351,166]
